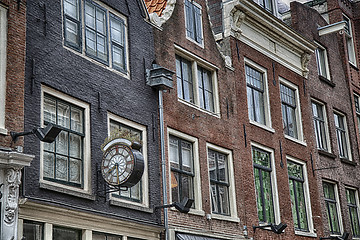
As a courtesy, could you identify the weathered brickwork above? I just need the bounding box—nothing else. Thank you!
[0,0,27,148]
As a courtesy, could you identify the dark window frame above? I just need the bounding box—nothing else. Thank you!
[323,182,341,235]
[312,101,328,151]
[280,83,298,139]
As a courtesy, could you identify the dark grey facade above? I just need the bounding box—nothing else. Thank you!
[20,0,162,239]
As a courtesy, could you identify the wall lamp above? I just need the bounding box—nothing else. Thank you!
[11,123,62,143]
[320,232,349,240]
[253,223,287,234]
[155,197,194,214]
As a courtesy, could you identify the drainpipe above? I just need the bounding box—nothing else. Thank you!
[146,64,174,240]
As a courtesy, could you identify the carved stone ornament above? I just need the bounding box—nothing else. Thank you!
[149,0,176,27]
[301,53,311,78]
[4,168,21,224]
[231,9,246,38]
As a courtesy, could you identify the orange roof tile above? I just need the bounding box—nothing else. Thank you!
[144,0,168,16]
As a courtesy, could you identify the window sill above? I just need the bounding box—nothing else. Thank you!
[349,61,359,70]
[340,158,357,166]
[185,36,204,49]
[175,208,205,216]
[284,135,307,146]
[0,127,8,135]
[210,213,240,223]
[295,230,317,238]
[178,99,220,119]
[109,200,153,213]
[319,75,335,88]
[249,120,275,133]
[318,149,336,159]
[39,181,95,200]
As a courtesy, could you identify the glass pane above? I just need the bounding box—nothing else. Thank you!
[181,141,192,170]
[85,3,95,29]
[219,185,230,215]
[44,141,55,152]
[23,221,43,240]
[69,158,81,184]
[44,97,56,124]
[171,171,180,203]
[71,107,83,133]
[253,90,265,124]
[254,168,264,222]
[181,174,194,200]
[64,0,78,19]
[86,29,96,55]
[208,150,216,181]
[112,45,124,70]
[176,57,184,99]
[96,8,106,34]
[53,226,80,240]
[56,155,68,181]
[218,153,227,182]
[328,202,340,233]
[289,180,298,227]
[56,131,68,155]
[111,18,123,45]
[97,35,107,61]
[253,148,270,168]
[287,161,303,179]
[296,181,308,230]
[169,137,179,165]
[247,87,254,121]
[129,182,141,200]
[58,102,70,128]
[70,133,81,158]
[211,184,218,213]
[262,171,275,223]
[65,19,79,46]
[323,182,335,200]
[43,152,55,178]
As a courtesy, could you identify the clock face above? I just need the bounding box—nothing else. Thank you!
[101,144,135,186]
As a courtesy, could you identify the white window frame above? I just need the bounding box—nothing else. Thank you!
[244,58,273,132]
[323,180,344,236]
[40,85,92,197]
[311,99,331,152]
[251,142,281,225]
[175,45,220,117]
[206,143,239,222]
[167,128,204,216]
[286,156,316,237]
[343,14,357,67]
[345,187,360,239]
[107,112,149,209]
[333,110,352,161]
[184,0,204,47]
[61,0,130,78]
[0,5,7,135]
[315,42,331,80]
[280,78,305,145]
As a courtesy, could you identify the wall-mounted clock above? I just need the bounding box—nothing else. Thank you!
[101,141,144,187]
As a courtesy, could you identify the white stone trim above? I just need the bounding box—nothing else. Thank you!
[107,112,149,208]
[0,5,7,133]
[148,0,176,27]
[40,85,92,196]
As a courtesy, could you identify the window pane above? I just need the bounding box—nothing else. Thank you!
[56,155,68,181]
[56,131,69,155]
[44,97,56,124]
[86,29,96,54]
[181,141,192,169]
[23,221,43,240]
[71,107,83,133]
[64,0,79,20]
[175,56,193,103]
[58,102,70,128]
[96,9,106,34]
[171,171,180,203]
[262,171,275,223]
[65,19,79,46]
[169,137,179,165]
[85,3,95,29]
[53,226,81,240]
[111,18,123,46]
[112,45,124,70]
[44,152,55,178]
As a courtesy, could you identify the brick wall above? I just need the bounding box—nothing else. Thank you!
[0,0,27,148]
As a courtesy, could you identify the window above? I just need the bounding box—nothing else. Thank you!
[63,0,128,73]
[323,182,342,234]
[184,0,203,46]
[168,128,202,213]
[315,43,331,80]
[334,112,351,159]
[208,149,229,215]
[93,232,122,240]
[22,221,44,240]
[41,86,91,193]
[287,161,308,232]
[207,143,238,220]
[312,101,330,151]
[280,80,303,141]
[252,145,279,224]
[0,5,7,135]
[169,135,194,204]
[343,15,357,66]
[108,113,148,206]
[245,60,271,128]
[259,0,273,13]
[175,47,219,115]
[346,188,360,238]
[53,226,81,240]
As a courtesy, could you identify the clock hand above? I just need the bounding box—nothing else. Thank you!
[106,165,117,174]
[116,164,120,185]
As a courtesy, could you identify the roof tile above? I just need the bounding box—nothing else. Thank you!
[145,0,168,16]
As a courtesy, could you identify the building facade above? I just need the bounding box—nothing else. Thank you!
[291,0,360,239]
[18,0,164,240]
[0,1,35,239]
